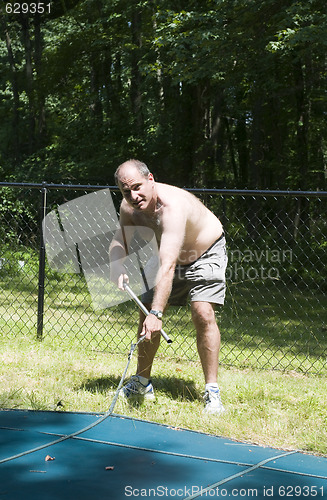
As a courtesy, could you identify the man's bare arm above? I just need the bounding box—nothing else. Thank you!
[151,236,181,311]
[141,208,186,339]
[109,204,134,289]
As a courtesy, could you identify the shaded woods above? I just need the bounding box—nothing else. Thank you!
[0,0,326,189]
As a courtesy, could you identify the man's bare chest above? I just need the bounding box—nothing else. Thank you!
[132,211,163,239]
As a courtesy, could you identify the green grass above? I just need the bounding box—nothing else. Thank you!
[0,265,326,457]
[0,334,326,456]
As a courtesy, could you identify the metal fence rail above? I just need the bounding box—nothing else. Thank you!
[0,182,326,375]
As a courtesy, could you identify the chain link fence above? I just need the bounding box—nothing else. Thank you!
[0,182,326,375]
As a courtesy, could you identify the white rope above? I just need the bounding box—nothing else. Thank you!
[184,450,299,500]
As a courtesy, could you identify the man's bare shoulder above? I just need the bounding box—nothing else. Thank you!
[157,182,192,201]
[157,182,187,196]
[157,183,203,210]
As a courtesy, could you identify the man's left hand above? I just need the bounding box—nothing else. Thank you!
[141,314,162,341]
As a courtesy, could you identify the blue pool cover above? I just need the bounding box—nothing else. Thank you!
[0,409,326,499]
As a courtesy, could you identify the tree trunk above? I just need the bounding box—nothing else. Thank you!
[211,90,225,171]
[2,16,20,162]
[34,13,47,147]
[20,13,35,154]
[293,58,311,240]
[294,59,309,189]
[190,83,211,187]
[235,115,248,188]
[130,8,144,135]
[90,57,103,125]
[225,117,238,185]
[246,94,264,239]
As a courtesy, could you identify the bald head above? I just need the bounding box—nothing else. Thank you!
[114,159,150,185]
[114,159,156,212]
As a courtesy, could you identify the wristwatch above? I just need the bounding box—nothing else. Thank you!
[149,309,163,320]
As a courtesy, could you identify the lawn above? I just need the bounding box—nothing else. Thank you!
[0,333,326,457]
[0,265,326,456]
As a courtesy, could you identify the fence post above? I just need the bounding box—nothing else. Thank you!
[37,182,48,340]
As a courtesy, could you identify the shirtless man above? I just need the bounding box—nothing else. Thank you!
[109,159,228,414]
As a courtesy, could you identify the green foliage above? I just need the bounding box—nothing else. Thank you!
[0,188,38,247]
[0,0,326,187]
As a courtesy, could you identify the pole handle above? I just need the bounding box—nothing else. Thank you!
[123,283,172,344]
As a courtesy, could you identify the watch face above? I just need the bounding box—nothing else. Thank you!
[151,310,163,319]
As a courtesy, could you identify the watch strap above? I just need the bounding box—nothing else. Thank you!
[149,309,163,319]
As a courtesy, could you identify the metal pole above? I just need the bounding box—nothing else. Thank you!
[123,283,172,344]
[37,182,47,340]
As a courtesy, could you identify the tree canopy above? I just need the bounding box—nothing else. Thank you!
[1,0,326,188]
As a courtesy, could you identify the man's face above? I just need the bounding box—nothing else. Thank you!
[117,166,155,211]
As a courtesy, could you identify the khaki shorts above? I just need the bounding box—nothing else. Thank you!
[142,234,228,306]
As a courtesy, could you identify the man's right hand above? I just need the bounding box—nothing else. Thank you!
[110,263,129,290]
[118,272,129,291]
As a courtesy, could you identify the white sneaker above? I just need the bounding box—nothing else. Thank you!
[203,388,225,415]
[120,375,155,401]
